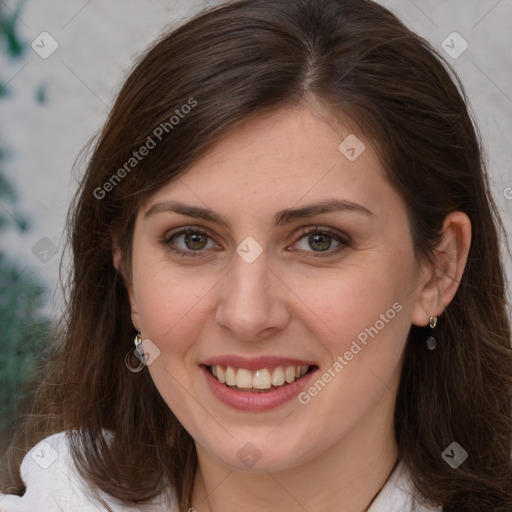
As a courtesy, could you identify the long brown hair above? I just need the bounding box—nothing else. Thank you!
[2,0,512,510]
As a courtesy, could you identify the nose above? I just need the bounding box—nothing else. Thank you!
[215,252,291,341]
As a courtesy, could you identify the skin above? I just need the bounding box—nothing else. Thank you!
[117,101,471,512]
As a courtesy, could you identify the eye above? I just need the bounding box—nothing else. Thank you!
[292,227,349,255]
[162,226,349,259]
[163,228,220,256]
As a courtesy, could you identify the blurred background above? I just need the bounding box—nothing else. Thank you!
[0,0,511,433]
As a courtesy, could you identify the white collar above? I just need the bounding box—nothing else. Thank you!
[0,433,443,512]
[368,461,442,512]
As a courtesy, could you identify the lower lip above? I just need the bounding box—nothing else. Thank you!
[201,365,318,411]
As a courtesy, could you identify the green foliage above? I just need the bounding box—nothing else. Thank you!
[0,81,9,98]
[35,82,47,104]
[0,169,29,232]
[0,180,47,433]
[0,169,49,434]
[0,1,26,58]
[0,255,49,433]
[0,0,50,434]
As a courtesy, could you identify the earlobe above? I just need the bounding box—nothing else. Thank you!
[411,211,472,327]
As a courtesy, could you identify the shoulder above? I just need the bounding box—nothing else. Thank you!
[368,461,443,512]
[0,432,177,512]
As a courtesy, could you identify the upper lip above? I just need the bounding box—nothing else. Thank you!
[201,355,317,371]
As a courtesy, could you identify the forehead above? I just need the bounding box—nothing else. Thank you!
[185,104,370,177]
[141,103,401,225]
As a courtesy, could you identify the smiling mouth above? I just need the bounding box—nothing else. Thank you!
[205,364,318,393]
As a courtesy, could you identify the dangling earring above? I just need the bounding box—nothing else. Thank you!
[426,316,438,350]
[125,333,144,372]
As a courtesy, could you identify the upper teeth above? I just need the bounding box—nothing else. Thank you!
[210,365,309,389]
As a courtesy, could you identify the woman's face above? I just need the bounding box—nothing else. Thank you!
[124,103,430,472]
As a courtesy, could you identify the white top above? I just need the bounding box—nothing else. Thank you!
[0,432,442,512]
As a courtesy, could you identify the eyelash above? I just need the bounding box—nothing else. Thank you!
[161,226,350,259]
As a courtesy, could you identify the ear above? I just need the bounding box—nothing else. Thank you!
[113,244,142,332]
[411,211,472,327]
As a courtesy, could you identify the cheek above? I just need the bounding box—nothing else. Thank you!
[289,251,415,353]
[131,262,219,428]
[131,254,217,359]
[290,258,415,434]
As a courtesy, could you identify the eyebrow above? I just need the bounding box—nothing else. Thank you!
[143,198,374,227]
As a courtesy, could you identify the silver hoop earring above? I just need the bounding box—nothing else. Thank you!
[426,316,438,350]
[125,333,144,372]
